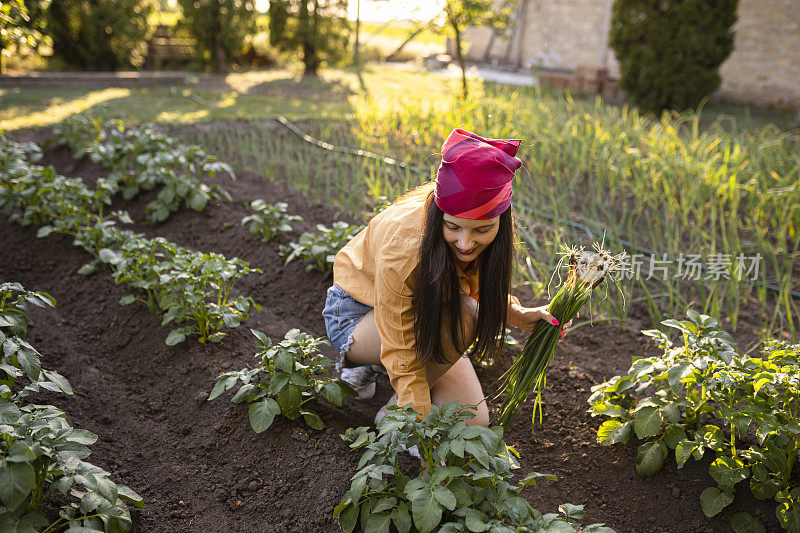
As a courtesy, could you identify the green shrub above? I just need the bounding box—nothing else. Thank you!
[279,221,361,272]
[610,0,738,114]
[588,311,799,531]
[209,329,355,432]
[240,200,302,243]
[336,402,615,533]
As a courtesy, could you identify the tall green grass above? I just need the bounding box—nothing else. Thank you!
[173,83,799,339]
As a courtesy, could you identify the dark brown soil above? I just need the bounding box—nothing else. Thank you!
[1,126,784,532]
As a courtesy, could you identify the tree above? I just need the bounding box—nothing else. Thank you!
[268,0,349,77]
[0,0,45,73]
[434,0,518,99]
[610,0,738,115]
[45,0,152,71]
[178,0,256,73]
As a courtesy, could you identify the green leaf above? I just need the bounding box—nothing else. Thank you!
[339,501,359,533]
[391,502,412,533]
[0,512,49,533]
[0,462,36,511]
[119,294,136,306]
[636,440,667,476]
[372,497,397,514]
[465,508,490,532]
[117,485,145,509]
[320,381,342,406]
[276,384,302,419]
[364,512,391,533]
[231,383,256,404]
[519,471,558,486]
[0,401,21,424]
[775,489,800,532]
[662,425,688,449]
[77,263,97,276]
[274,352,294,373]
[187,193,208,212]
[700,486,734,517]
[249,398,280,433]
[730,512,766,533]
[597,419,632,445]
[709,456,749,487]
[302,410,325,430]
[675,440,698,468]
[667,363,692,390]
[98,248,121,264]
[411,489,443,533]
[432,486,457,511]
[165,329,186,346]
[634,406,663,439]
[749,472,780,500]
[208,379,229,401]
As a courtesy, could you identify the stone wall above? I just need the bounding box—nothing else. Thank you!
[456,0,800,108]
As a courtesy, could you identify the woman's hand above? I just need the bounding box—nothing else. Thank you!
[512,305,576,338]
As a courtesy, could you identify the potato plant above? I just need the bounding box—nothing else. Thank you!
[280,221,362,272]
[240,200,303,243]
[0,283,73,405]
[102,236,261,345]
[56,116,234,223]
[0,282,144,532]
[52,112,106,159]
[0,404,145,532]
[588,311,800,531]
[336,402,615,533]
[209,329,355,431]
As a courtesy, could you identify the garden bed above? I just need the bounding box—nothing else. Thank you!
[1,126,782,532]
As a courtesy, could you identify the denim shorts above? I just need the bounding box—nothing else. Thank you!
[322,284,373,369]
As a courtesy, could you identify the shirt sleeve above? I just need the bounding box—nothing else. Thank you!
[372,260,431,416]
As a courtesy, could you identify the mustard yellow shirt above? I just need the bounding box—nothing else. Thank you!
[333,183,518,416]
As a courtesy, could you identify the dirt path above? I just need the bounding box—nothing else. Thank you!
[0,127,780,532]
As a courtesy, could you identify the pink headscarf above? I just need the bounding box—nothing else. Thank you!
[434,128,522,220]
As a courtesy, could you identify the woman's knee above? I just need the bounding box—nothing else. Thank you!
[467,401,490,427]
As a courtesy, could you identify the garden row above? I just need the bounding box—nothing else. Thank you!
[589,312,800,532]
[1,282,144,531]
[1,123,613,532]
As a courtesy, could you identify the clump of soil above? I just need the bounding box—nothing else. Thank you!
[0,126,779,532]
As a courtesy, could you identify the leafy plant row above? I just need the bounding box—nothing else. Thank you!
[588,311,799,532]
[53,113,232,223]
[1,282,145,532]
[0,132,260,345]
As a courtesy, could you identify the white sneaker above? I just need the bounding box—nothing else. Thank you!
[374,393,397,425]
[340,365,378,400]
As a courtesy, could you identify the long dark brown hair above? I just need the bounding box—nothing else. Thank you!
[412,191,515,365]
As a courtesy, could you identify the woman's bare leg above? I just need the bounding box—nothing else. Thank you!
[345,296,488,426]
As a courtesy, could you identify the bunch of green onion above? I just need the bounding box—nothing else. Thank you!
[495,244,624,434]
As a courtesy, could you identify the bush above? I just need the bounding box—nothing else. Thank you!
[610,0,738,115]
[45,0,152,70]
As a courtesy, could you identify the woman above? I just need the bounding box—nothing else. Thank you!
[322,128,571,427]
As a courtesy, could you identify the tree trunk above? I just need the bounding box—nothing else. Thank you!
[386,27,424,61]
[353,0,360,65]
[213,5,227,72]
[451,20,467,99]
[300,0,318,76]
[215,38,227,72]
